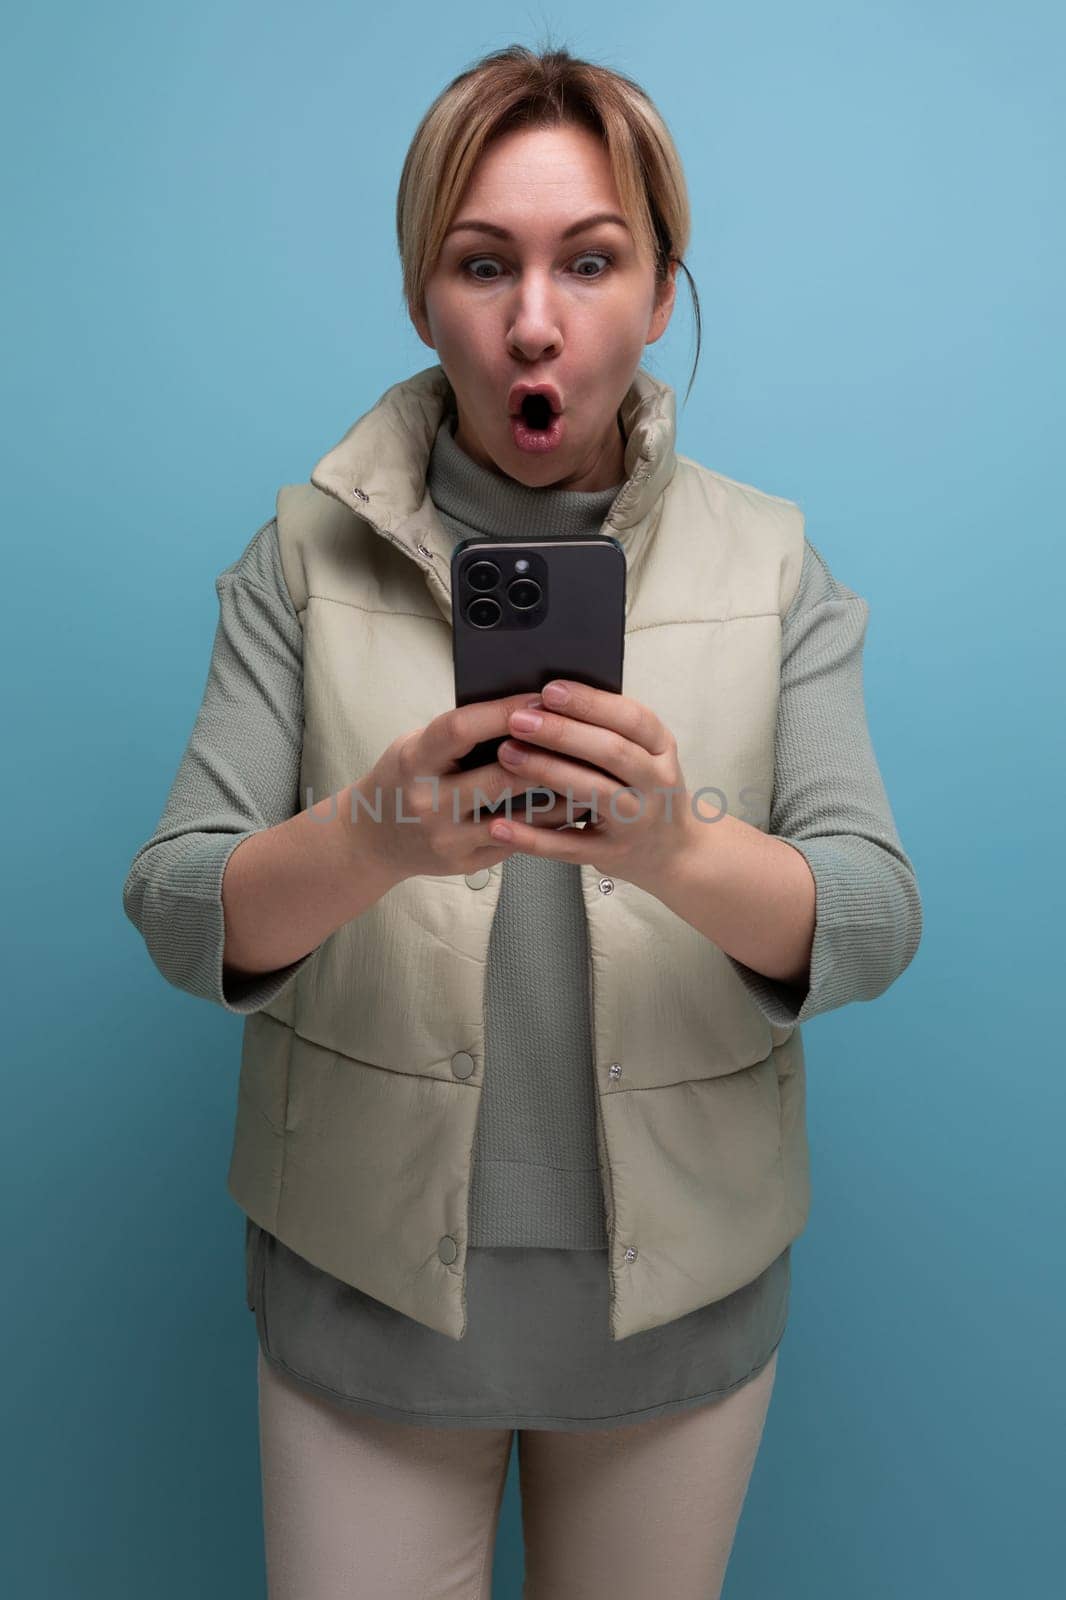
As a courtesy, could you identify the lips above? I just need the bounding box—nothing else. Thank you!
[508,381,564,417]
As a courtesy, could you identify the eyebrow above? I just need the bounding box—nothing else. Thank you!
[444,211,630,242]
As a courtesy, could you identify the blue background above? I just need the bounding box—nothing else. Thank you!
[3,2,1062,1595]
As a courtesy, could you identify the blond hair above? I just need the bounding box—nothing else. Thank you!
[396,41,702,403]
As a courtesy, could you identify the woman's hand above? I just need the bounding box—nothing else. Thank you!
[353,692,578,884]
[489,679,703,891]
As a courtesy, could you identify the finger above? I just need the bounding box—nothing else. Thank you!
[476,786,579,830]
[497,744,637,824]
[419,693,546,776]
[502,697,659,790]
[487,810,591,860]
[536,681,671,759]
[449,799,583,868]
[467,771,585,825]
[495,790,597,828]
[434,760,583,830]
[446,758,569,821]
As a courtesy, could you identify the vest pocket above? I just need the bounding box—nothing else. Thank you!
[244,1215,268,1314]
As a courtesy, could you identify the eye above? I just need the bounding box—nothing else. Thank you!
[572,251,613,278]
[463,257,503,282]
[461,250,614,282]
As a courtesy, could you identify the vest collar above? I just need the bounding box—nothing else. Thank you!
[308,361,679,626]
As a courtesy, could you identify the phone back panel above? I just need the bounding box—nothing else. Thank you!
[451,536,626,773]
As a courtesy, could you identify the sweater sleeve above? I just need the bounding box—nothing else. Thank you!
[724,539,923,1027]
[121,518,317,1015]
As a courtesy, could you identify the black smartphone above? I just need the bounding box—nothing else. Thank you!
[451,536,626,795]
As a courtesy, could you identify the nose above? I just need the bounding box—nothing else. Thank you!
[506,273,563,360]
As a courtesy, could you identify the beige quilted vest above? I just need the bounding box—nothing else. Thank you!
[227,362,810,1342]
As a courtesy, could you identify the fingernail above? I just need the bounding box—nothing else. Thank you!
[542,682,568,706]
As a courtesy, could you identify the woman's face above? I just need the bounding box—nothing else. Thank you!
[411,122,678,493]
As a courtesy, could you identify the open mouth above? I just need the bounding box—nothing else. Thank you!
[519,392,556,431]
[509,387,565,452]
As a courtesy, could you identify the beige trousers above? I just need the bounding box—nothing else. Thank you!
[257,1342,778,1599]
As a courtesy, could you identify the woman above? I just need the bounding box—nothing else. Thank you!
[123,43,922,1599]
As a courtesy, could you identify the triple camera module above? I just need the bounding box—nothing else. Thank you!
[462,555,546,629]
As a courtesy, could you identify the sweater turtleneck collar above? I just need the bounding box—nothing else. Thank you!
[425,406,623,544]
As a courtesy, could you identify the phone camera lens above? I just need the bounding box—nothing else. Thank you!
[508,577,541,610]
[468,596,502,629]
[467,560,500,592]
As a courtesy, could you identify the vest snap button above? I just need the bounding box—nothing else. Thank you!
[598,877,615,894]
[451,1051,475,1079]
[437,1235,458,1264]
[464,868,491,889]
[624,1246,638,1263]
[416,542,432,558]
[608,1062,622,1081]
